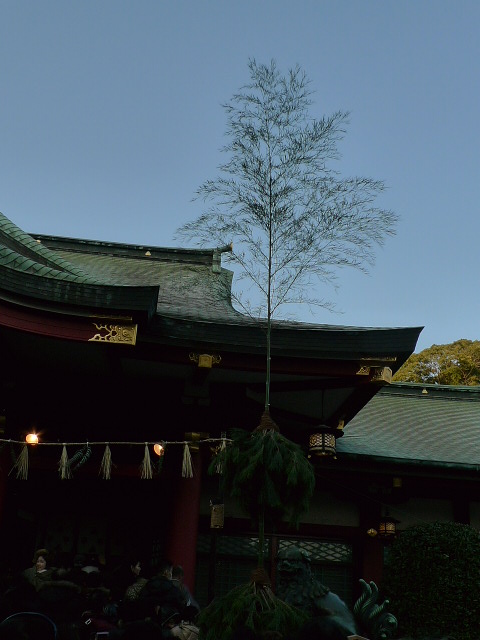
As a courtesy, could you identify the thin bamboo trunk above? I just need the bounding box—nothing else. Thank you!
[258,506,265,568]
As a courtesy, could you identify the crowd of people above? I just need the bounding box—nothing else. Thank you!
[0,548,200,639]
[0,549,362,640]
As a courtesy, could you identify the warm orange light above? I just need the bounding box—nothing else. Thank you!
[153,442,165,456]
[26,433,39,445]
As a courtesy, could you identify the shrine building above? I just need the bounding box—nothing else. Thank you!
[0,210,435,604]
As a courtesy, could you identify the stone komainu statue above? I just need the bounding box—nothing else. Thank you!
[276,546,398,640]
[353,579,398,640]
[276,546,357,636]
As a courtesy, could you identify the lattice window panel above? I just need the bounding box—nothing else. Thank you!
[315,565,353,607]
[214,556,259,598]
[196,534,267,557]
[195,535,270,607]
[278,538,352,563]
[195,534,353,607]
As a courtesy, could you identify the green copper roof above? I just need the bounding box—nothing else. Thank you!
[0,212,159,317]
[0,212,101,283]
[0,211,422,364]
[34,233,241,323]
[339,382,480,468]
[33,232,422,367]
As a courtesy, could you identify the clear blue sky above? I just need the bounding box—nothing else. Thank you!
[1,1,479,353]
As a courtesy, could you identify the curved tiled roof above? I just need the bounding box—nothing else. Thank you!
[0,212,159,317]
[0,211,422,365]
[0,212,102,283]
[41,243,242,322]
[32,232,423,366]
[339,382,480,468]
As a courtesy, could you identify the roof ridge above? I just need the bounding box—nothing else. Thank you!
[33,233,231,265]
[378,387,480,401]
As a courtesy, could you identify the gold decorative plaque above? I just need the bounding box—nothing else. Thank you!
[370,366,393,383]
[189,353,222,368]
[88,323,137,345]
[356,366,371,376]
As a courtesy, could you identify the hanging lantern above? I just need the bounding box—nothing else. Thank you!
[378,513,399,538]
[308,425,343,457]
[210,498,224,529]
[25,433,39,445]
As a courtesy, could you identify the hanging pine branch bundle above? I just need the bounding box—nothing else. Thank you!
[210,419,315,529]
[68,443,92,472]
[197,569,308,640]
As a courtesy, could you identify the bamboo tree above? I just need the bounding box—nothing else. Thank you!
[179,59,397,569]
[177,59,397,414]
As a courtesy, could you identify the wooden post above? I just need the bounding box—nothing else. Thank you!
[165,449,203,593]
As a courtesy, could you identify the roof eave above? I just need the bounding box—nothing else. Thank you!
[147,315,423,371]
[338,451,480,475]
[0,267,159,322]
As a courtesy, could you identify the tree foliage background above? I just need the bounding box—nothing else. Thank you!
[393,339,480,385]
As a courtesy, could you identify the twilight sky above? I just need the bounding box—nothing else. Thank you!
[1,1,479,353]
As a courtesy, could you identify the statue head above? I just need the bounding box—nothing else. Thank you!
[277,545,312,578]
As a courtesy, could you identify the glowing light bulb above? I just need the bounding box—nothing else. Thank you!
[26,433,39,445]
[153,442,165,456]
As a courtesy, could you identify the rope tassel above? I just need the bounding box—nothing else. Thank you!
[10,445,29,480]
[99,444,112,480]
[182,442,193,478]
[59,445,72,480]
[140,443,153,479]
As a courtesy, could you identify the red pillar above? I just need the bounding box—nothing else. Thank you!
[0,447,9,522]
[165,449,203,592]
[361,535,384,586]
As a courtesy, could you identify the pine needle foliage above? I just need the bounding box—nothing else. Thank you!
[211,426,315,528]
[197,575,308,640]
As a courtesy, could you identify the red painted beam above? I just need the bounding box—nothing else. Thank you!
[0,300,130,342]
